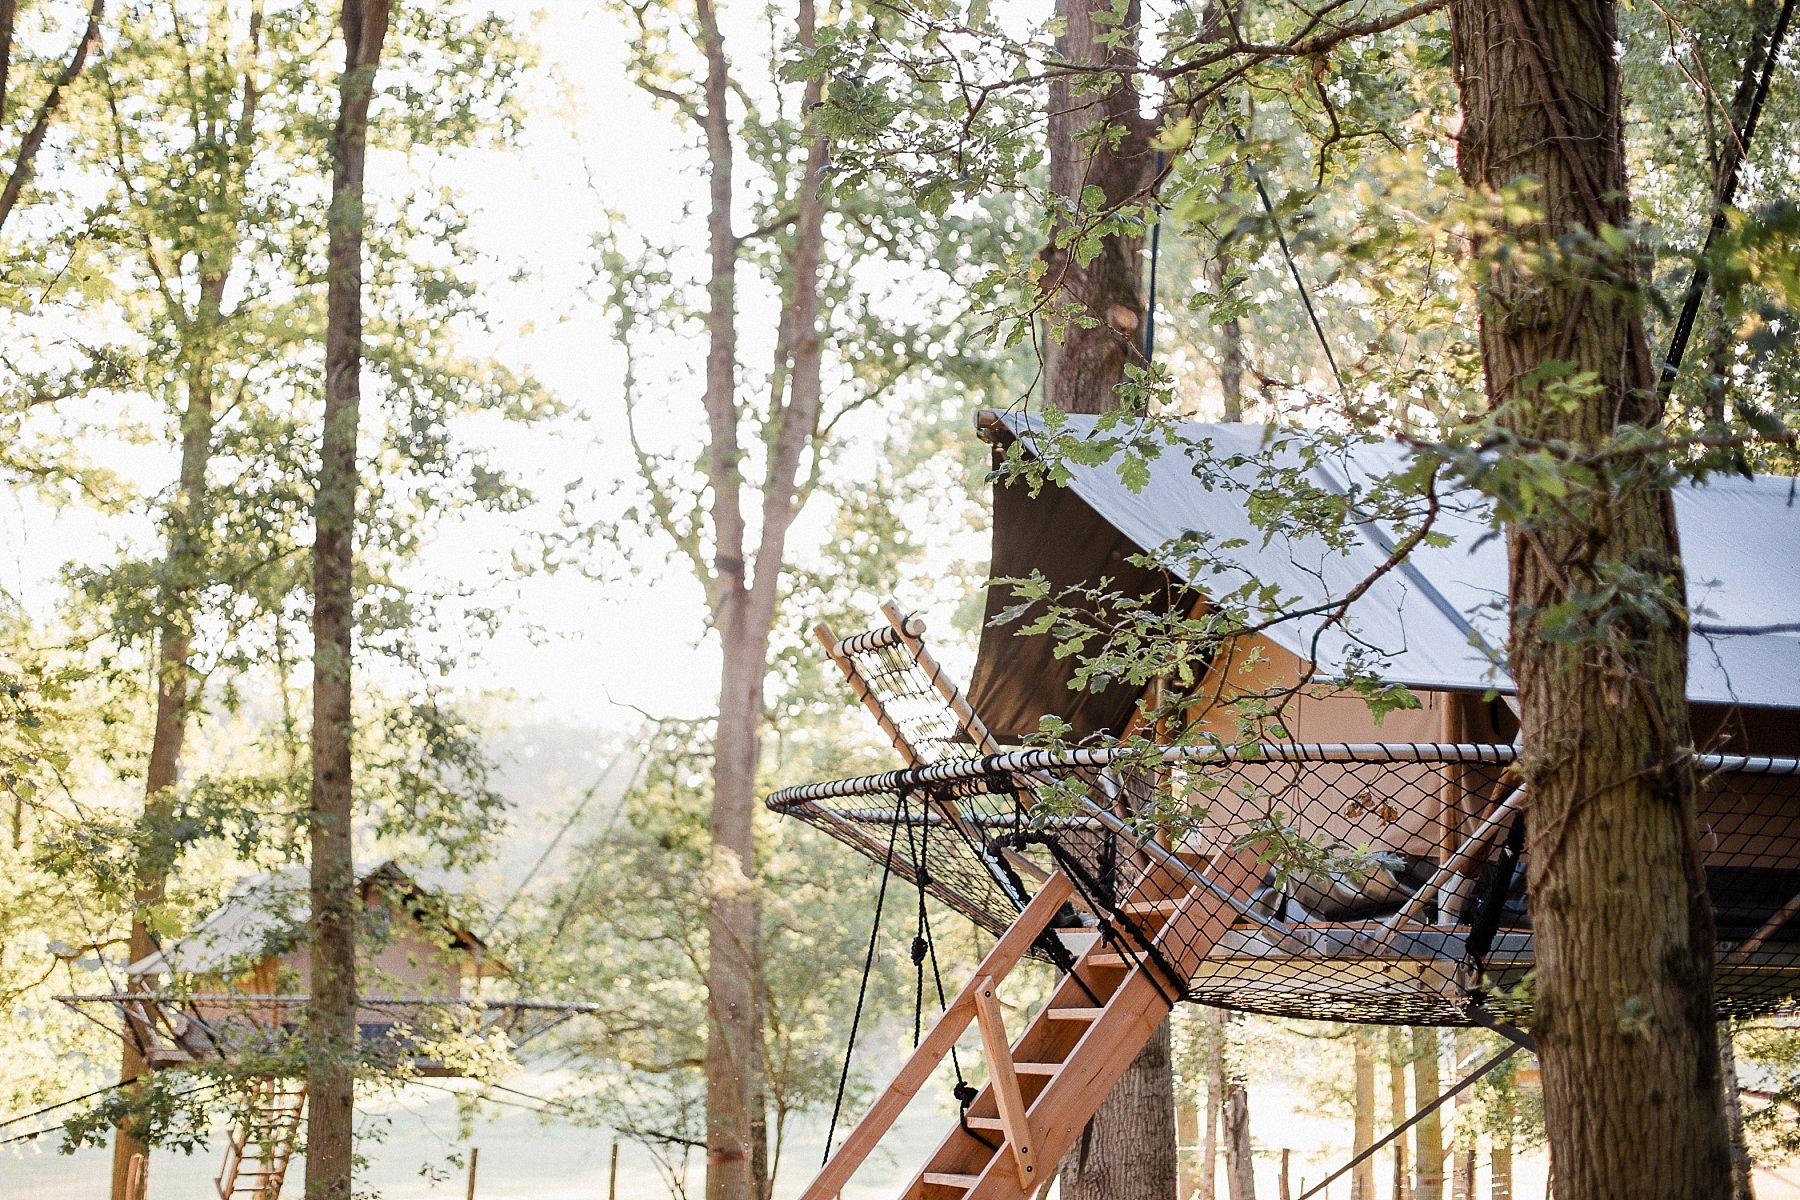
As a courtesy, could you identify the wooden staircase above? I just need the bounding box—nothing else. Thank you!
[216,1076,307,1200]
[802,849,1261,1200]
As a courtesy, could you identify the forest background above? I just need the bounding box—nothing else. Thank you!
[2,0,1799,1197]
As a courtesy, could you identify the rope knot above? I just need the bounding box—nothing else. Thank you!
[910,935,929,966]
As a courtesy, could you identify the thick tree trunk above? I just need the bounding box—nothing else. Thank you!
[1059,1019,1180,1200]
[1411,1029,1442,1200]
[1352,1028,1376,1200]
[1449,2,1731,1196]
[307,4,389,1198]
[1043,3,1175,1192]
[1041,0,1155,413]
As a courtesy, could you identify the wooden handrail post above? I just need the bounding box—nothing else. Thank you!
[974,978,1040,1189]
[798,873,1074,1200]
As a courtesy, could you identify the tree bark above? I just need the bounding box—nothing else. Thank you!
[1353,1028,1377,1200]
[1411,1028,1442,1200]
[1202,1011,1224,1200]
[1449,2,1732,1196]
[1041,0,1155,413]
[1043,3,1174,1193]
[1224,1078,1255,1200]
[1059,1019,1181,1200]
[307,3,389,1198]
[698,0,830,1194]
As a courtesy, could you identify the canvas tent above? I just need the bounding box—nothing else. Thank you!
[969,409,1800,739]
[764,416,1800,1198]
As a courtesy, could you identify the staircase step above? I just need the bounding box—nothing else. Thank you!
[922,1171,981,1189]
[1120,898,1183,916]
[963,1115,1004,1132]
[1014,1061,1061,1076]
[1047,1006,1106,1021]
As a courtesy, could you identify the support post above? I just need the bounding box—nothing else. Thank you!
[974,977,1041,1189]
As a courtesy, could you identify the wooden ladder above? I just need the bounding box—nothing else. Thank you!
[801,849,1260,1200]
[216,1076,307,1200]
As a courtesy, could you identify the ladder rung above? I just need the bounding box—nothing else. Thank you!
[922,1171,981,1188]
[1014,1061,1061,1076]
[1120,899,1182,915]
[964,1115,1004,1132]
[1047,1006,1105,1021]
[1086,952,1133,966]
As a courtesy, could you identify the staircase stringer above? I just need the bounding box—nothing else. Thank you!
[900,849,1263,1199]
[798,873,1077,1200]
[217,1076,307,1200]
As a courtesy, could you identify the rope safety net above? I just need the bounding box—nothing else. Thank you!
[775,614,1800,1026]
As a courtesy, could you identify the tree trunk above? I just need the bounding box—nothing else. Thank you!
[1059,1019,1180,1200]
[1043,2,1174,1192]
[1491,1098,1512,1200]
[1224,1079,1255,1200]
[108,64,256,1185]
[1041,0,1155,414]
[1201,1011,1224,1200]
[1179,1098,1202,1200]
[1448,2,1731,1196]
[698,0,830,1194]
[307,3,389,1198]
[1720,1024,1756,1200]
[1389,1028,1411,1200]
[693,2,754,1192]
[1453,1147,1475,1200]
[1412,1029,1442,1200]
[1353,1028,1377,1200]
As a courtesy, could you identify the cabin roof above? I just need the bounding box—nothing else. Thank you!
[970,411,1800,738]
[127,860,491,978]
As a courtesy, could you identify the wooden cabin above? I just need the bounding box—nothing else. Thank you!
[965,411,1800,1014]
[765,412,1800,1199]
[118,860,501,1072]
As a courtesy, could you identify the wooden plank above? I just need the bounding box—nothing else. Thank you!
[973,979,1041,1190]
[1046,1007,1104,1021]
[798,873,1074,1200]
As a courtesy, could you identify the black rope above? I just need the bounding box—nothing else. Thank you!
[1660,0,1796,398]
[1461,814,1526,984]
[821,788,906,1165]
[1144,150,1166,364]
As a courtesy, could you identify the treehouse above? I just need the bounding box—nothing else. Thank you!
[766,412,1800,1200]
[62,861,592,1200]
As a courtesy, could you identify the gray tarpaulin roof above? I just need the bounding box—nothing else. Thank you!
[969,411,1800,739]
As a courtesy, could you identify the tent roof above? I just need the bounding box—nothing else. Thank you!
[127,860,490,978]
[969,411,1800,739]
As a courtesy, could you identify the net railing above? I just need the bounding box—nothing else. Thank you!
[768,745,1800,1025]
